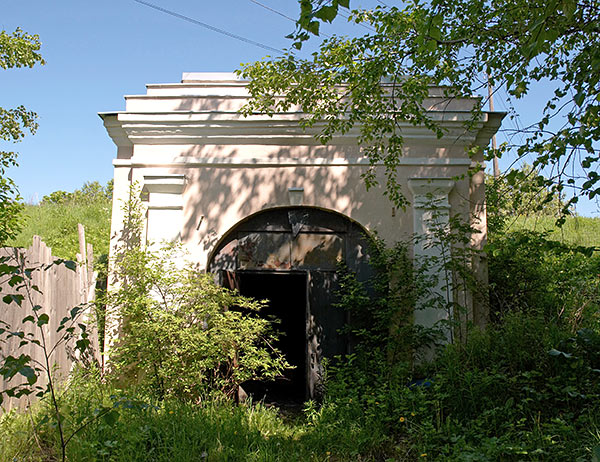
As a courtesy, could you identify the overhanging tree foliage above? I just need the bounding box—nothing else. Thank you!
[240,0,599,214]
[0,28,45,244]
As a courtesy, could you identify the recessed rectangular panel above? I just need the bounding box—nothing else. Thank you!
[292,233,343,270]
[237,232,291,269]
[147,208,182,243]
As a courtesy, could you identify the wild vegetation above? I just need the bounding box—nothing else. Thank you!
[243,0,600,216]
[1,178,599,460]
[2,5,599,459]
[7,181,113,260]
[108,192,290,401]
[0,28,44,245]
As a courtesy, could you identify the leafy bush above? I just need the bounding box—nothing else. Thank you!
[488,230,600,327]
[418,312,600,461]
[335,239,422,371]
[109,235,289,400]
[106,186,290,400]
[310,225,600,461]
[315,310,600,460]
[109,243,290,401]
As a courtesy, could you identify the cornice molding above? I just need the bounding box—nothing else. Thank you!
[113,156,472,168]
[100,112,488,147]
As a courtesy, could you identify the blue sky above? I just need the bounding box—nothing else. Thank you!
[1,0,596,215]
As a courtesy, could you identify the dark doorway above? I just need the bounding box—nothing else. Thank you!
[210,207,374,401]
[237,271,307,403]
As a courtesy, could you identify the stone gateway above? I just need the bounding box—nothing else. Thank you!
[100,72,503,399]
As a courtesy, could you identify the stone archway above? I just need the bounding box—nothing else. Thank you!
[208,206,372,401]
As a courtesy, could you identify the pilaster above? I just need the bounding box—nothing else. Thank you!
[408,178,455,343]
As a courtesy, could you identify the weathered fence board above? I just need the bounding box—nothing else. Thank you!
[0,236,100,413]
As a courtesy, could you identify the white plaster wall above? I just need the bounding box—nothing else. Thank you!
[102,73,503,355]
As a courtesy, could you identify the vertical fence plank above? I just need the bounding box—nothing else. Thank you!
[0,236,100,413]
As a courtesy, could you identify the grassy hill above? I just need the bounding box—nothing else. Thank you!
[7,182,112,260]
[506,215,600,248]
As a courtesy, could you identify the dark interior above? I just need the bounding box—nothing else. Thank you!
[237,271,307,403]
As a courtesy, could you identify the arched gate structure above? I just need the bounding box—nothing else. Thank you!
[209,206,372,400]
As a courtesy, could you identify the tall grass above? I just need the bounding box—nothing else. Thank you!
[508,215,600,248]
[0,370,389,462]
[7,200,111,260]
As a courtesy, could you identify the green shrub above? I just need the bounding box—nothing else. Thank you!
[109,244,291,401]
[334,238,423,370]
[106,187,291,401]
[488,230,600,327]
[314,228,600,461]
[419,312,600,460]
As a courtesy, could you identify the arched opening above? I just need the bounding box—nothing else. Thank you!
[208,207,373,402]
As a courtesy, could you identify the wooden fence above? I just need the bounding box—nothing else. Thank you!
[0,234,100,413]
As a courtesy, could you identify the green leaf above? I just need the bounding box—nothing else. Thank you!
[3,294,24,306]
[76,338,90,352]
[2,294,25,306]
[8,275,23,287]
[429,25,441,41]
[548,348,572,359]
[70,306,83,319]
[1,354,32,380]
[0,263,18,275]
[19,366,37,385]
[37,313,49,326]
[574,91,585,107]
[102,409,120,426]
[505,74,514,89]
[315,6,338,22]
[307,20,320,36]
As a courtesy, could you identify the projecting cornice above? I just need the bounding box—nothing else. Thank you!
[99,110,501,148]
[112,156,473,168]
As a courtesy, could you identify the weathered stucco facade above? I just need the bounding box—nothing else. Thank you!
[100,72,502,398]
